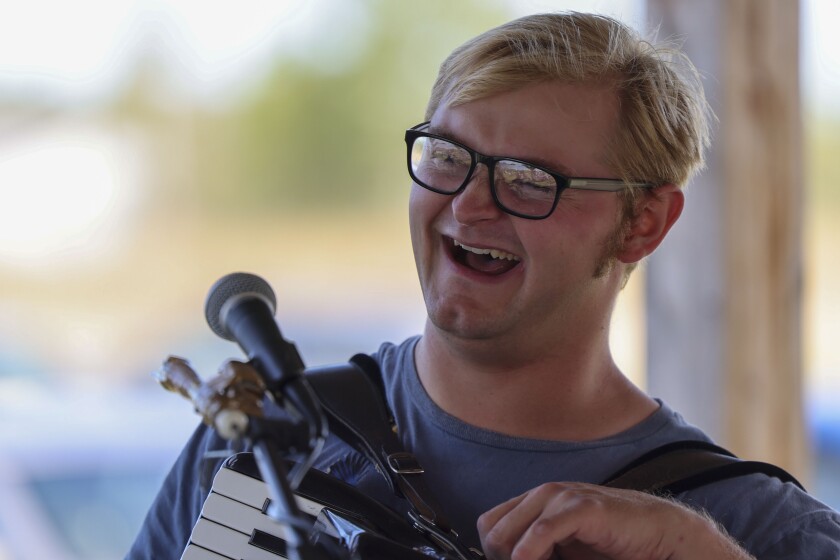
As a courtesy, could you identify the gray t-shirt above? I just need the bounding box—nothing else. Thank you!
[368,336,840,557]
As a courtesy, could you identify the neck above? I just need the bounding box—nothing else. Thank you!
[415,320,657,441]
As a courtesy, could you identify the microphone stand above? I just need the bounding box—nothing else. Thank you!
[155,356,349,560]
[250,373,346,560]
[248,422,344,560]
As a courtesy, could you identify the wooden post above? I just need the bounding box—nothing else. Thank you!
[645,0,806,478]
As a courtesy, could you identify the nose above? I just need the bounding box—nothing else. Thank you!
[451,164,503,225]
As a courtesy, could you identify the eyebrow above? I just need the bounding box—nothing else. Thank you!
[426,124,575,176]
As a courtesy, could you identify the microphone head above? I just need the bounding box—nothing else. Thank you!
[205,272,277,341]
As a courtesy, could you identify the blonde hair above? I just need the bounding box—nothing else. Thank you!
[426,12,711,191]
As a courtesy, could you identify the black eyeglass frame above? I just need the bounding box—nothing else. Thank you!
[405,121,656,220]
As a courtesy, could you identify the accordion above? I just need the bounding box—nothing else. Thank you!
[181,453,474,560]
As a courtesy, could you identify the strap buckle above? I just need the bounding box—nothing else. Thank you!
[387,452,425,475]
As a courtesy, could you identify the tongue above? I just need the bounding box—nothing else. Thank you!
[463,252,519,275]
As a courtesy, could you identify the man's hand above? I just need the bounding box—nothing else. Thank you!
[476,482,754,560]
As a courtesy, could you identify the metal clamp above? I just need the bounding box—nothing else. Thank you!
[387,452,425,475]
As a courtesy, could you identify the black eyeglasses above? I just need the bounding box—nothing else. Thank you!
[405,122,654,220]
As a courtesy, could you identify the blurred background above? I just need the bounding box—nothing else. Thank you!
[0,0,837,558]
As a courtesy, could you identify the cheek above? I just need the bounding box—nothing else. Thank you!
[409,185,440,259]
[408,183,423,217]
[542,196,624,245]
[516,216,605,275]
[408,186,424,242]
[409,185,448,234]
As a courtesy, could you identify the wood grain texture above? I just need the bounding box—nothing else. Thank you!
[646,0,806,479]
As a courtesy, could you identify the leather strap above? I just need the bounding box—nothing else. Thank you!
[305,355,456,534]
[603,440,805,494]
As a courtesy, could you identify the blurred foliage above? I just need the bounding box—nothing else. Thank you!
[105,0,511,218]
[97,0,840,225]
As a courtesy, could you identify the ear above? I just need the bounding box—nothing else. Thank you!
[616,184,684,264]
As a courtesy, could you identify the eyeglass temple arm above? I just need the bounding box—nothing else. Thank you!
[568,179,655,192]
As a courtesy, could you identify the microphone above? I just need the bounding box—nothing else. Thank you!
[204,272,327,445]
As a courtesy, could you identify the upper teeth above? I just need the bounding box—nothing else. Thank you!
[454,240,520,261]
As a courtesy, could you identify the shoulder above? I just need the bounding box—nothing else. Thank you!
[371,336,420,376]
[369,336,421,395]
[763,506,840,558]
[638,406,840,554]
[679,469,840,557]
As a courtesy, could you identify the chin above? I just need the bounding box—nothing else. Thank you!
[426,300,511,342]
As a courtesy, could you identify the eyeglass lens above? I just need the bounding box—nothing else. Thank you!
[409,135,559,218]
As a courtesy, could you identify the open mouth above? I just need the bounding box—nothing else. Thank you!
[449,237,521,276]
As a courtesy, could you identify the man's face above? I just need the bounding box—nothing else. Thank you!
[409,80,628,344]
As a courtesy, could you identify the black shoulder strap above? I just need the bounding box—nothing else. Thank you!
[305,355,456,532]
[603,440,805,495]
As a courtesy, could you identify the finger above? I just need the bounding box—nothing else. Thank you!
[516,516,588,560]
[512,486,666,560]
[506,487,587,560]
[480,484,573,560]
[478,493,528,557]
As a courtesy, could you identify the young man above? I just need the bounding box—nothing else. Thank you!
[128,12,840,560]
